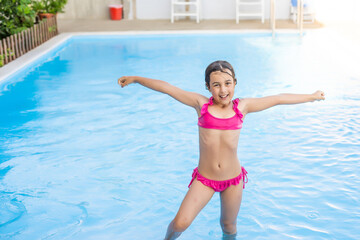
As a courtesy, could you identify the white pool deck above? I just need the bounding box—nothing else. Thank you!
[1,18,359,83]
[57,19,323,32]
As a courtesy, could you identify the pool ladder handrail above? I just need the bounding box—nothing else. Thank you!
[297,0,304,36]
[270,0,275,38]
[270,0,304,38]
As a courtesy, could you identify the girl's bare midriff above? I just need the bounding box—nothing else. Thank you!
[198,127,242,180]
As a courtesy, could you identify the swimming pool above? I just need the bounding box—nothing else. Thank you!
[0,31,359,239]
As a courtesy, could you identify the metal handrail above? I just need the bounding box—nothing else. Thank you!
[297,0,304,36]
[271,0,304,38]
[270,0,275,38]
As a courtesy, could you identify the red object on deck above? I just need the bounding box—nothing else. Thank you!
[109,5,123,20]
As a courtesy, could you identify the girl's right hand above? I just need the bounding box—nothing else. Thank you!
[118,76,136,88]
[313,90,325,101]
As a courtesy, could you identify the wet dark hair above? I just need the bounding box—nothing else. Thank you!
[205,60,237,89]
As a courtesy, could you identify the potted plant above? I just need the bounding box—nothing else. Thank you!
[32,0,68,20]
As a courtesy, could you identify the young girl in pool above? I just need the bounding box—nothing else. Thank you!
[118,60,325,240]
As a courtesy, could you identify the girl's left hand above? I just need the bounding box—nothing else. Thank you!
[118,76,136,88]
[313,90,325,101]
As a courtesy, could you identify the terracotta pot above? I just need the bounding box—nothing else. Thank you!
[38,13,55,20]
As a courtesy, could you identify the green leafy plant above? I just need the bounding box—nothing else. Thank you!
[0,49,15,67]
[32,0,46,14]
[7,48,15,57]
[32,0,68,14]
[0,0,36,39]
[48,25,56,33]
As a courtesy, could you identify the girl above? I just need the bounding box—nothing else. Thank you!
[118,60,325,240]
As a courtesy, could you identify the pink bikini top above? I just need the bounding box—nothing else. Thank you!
[198,97,244,130]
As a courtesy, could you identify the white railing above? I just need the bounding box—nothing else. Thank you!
[297,0,304,36]
[270,0,276,38]
[270,0,304,38]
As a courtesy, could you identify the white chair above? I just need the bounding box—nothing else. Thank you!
[290,0,315,23]
[236,0,265,24]
[171,0,200,23]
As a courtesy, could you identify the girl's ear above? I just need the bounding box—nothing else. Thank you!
[234,78,237,85]
[205,83,210,91]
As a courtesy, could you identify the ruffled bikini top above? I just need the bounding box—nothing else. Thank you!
[198,97,244,130]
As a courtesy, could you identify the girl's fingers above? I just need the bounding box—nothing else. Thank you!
[118,77,127,87]
[316,90,325,100]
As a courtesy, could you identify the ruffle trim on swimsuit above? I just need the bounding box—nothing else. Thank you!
[188,167,248,192]
[200,97,213,116]
[232,98,244,119]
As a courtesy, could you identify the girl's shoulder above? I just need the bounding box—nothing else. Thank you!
[197,95,210,107]
[236,97,246,104]
[235,97,248,115]
[194,94,209,117]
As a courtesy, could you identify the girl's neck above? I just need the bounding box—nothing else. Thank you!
[212,99,233,109]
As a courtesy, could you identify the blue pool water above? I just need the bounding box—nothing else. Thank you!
[1,31,360,239]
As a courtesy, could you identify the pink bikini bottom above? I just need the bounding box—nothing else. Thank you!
[188,167,248,192]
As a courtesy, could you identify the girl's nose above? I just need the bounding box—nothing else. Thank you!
[220,85,226,93]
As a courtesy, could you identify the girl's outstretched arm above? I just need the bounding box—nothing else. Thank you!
[243,90,325,114]
[118,76,204,108]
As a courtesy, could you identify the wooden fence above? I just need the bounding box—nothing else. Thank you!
[0,16,58,67]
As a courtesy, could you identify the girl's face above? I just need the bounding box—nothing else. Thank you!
[208,70,236,105]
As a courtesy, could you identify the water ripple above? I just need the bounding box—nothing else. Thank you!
[1,32,360,240]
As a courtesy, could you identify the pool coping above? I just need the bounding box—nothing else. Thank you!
[0,29,312,83]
